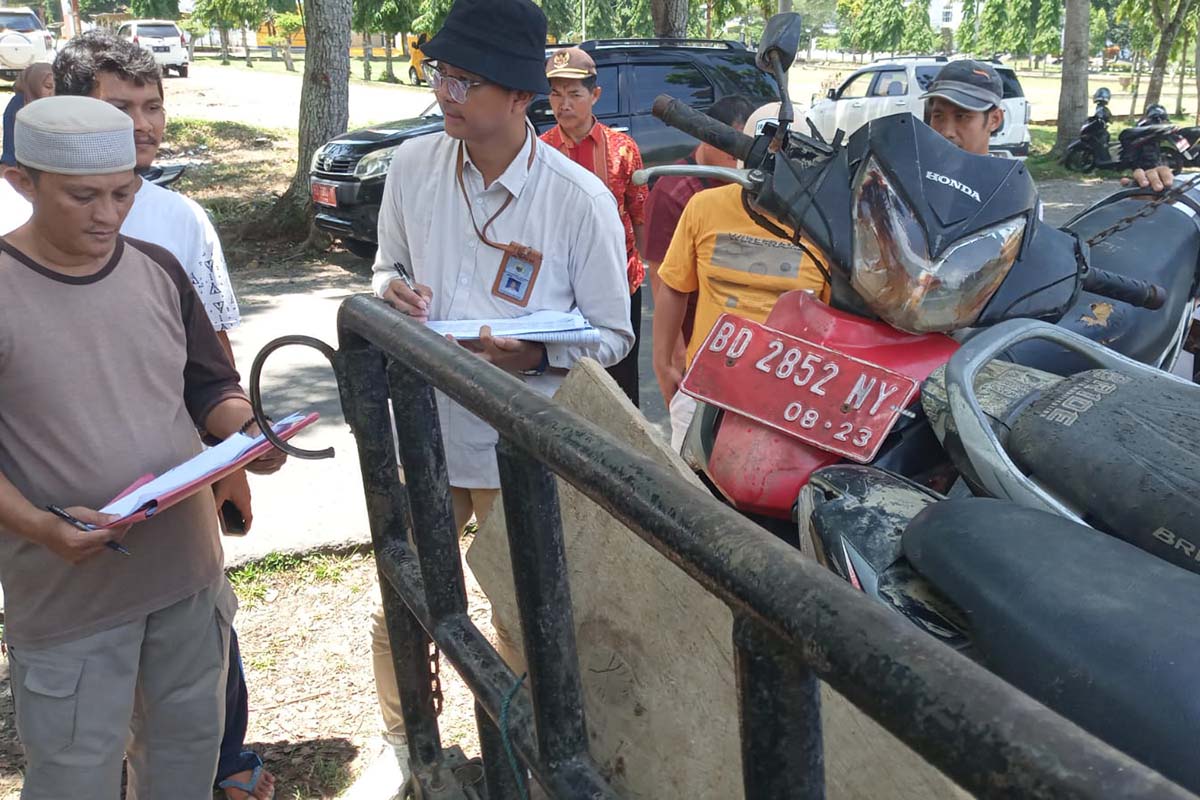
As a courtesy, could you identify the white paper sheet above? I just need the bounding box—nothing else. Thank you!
[424,309,599,343]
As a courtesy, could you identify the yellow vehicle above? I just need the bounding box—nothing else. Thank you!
[405,32,428,85]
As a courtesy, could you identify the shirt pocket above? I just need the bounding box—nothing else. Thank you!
[10,649,85,756]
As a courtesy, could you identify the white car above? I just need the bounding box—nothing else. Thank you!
[805,56,1031,159]
[118,19,188,77]
[0,7,53,83]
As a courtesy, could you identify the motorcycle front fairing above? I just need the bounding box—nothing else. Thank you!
[751,113,1078,327]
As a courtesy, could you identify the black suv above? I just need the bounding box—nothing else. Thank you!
[309,39,780,259]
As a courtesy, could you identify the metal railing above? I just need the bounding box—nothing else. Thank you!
[250,294,1193,799]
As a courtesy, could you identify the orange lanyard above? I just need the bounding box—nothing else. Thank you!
[455,134,538,253]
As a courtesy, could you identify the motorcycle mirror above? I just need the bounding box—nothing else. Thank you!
[756,13,803,74]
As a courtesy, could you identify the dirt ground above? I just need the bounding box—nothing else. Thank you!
[0,543,496,800]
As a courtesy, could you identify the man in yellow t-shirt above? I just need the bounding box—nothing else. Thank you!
[653,113,829,450]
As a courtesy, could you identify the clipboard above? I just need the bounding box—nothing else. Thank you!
[97,412,319,528]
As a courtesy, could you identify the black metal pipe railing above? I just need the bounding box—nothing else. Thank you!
[253,293,1195,800]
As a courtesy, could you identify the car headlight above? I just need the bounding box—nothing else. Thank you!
[851,157,1025,334]
[354,145,399,180]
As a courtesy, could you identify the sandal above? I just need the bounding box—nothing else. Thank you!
[217,753,276,800]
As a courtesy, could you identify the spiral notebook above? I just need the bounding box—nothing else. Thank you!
[424,310,601,345]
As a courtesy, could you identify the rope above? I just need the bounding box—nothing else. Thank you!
[499,672,530,800]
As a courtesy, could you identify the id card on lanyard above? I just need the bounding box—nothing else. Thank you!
[457,137,544,308]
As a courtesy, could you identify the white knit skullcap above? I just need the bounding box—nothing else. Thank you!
[14,96,136,175]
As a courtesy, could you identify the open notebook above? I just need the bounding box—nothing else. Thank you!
[424,309,601,345]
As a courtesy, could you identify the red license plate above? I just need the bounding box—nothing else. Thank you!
[311,181,338,207]
[680,315,920,463]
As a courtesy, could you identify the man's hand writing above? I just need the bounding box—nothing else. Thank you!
[213,470,253,533]
[36,507,130,564]
[381,277,433,321]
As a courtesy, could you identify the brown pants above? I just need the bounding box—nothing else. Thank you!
[370,486,522,737]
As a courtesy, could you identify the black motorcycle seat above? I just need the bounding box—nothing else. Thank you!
[1119,123,1175,143]
[903,497,1200,793]
[1006,368,1200,573]
[1004,197,1198,374]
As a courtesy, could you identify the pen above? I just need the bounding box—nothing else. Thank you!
[393,262,418,294]
[45,504,131,556]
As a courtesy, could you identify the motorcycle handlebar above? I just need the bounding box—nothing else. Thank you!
[1081,267,1167,310]
[652,95,755,163]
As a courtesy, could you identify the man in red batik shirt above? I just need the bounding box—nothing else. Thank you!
[541,46,647,406]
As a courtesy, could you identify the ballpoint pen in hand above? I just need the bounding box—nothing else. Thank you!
[393,262,418,294]
[45,504,131,556]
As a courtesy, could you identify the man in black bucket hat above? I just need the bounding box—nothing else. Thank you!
[359,0,632,795]
[922,58,1172,190]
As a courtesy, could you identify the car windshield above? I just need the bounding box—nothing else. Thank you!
[420,100,442,118]
[138,24,180,38]
[997,70,1024,99]
[0,11,42,31]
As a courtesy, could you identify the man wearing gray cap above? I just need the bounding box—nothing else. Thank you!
[922,59,1171,190]
[0,95,281,799]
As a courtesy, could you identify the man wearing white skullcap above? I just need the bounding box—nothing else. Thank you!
[0,95,284,799]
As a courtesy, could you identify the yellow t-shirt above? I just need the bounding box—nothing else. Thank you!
[658,184,830,365]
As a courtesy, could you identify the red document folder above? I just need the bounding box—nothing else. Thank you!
[99,413,319,528]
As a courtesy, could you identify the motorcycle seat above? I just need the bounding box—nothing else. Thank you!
[1006,368,1200,573]
[1004,197,1198,374]
[903,497,1200,794]
[1119,123,1175,144]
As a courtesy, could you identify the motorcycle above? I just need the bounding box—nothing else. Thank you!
[1064,95,1195,173]
[635,12,1196,528]
[138,162,188,188]
[800,319,1200,794]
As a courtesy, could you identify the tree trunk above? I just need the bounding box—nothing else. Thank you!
[282,38,295,71]
[1054,0,1090,155]
[1143,0,1198,110]
[400,32,409,58]
[219,27,230,65]
[274,0,352,238]
[1194,28,1200,123]
[187,36,196,61]
[383,36,396,81]
[651,0,688,37]
[362,31,373,81]
[1178,29,1190,117]
[242,27,253,67]
[1130,50,1144,118]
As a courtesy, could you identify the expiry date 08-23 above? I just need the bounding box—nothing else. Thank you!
[706,319,910,450]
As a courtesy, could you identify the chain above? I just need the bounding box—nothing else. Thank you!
[1085,174,1200,247]
[429,641,444,716]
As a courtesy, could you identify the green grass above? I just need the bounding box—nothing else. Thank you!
[166,116,293,149]
[228,551,351,607]
[1026,123,1074,182]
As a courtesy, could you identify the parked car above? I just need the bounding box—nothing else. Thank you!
[0,6,53,82]
[804,56,1032,159]
[118,19,189,77]
[310,38,781,259]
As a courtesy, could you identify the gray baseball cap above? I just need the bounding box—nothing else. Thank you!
[920,60,1003,112]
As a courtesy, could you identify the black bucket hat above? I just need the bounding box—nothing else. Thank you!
[421,0,550,95]
[920,60,1004,112]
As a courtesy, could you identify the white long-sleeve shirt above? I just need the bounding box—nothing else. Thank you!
[372,126,633,488]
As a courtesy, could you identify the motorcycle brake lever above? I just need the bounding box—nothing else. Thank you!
[631,165,762,189]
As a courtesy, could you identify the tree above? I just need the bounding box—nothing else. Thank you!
[652,0,688,36]
[236,0,270,67]
[1032,0,1063,71]
[857,0,904,53]
[353,0,376,80]
[978,0,1008,56]
[411,0,452,32]
[899,0,939,53]
[1055,0,1090,154]
[376,0,416,81]
[275,10,303,70]
[194,0,237,64]
[131,0,179,17]
[274,0,351,236]
[179,16,211,61]
[1142,0,1200,110]
[1006,0,1033,64]
[1090,4,1109,65]
[957,0,979,52]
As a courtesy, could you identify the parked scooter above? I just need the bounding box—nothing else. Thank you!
[1064,93,1190,173]
[138,162,187,188]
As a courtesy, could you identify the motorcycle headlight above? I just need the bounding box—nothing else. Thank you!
[354,145,399,180]
[851,157,1025,333]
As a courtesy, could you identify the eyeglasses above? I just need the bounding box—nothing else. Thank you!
[426,63,487,104]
